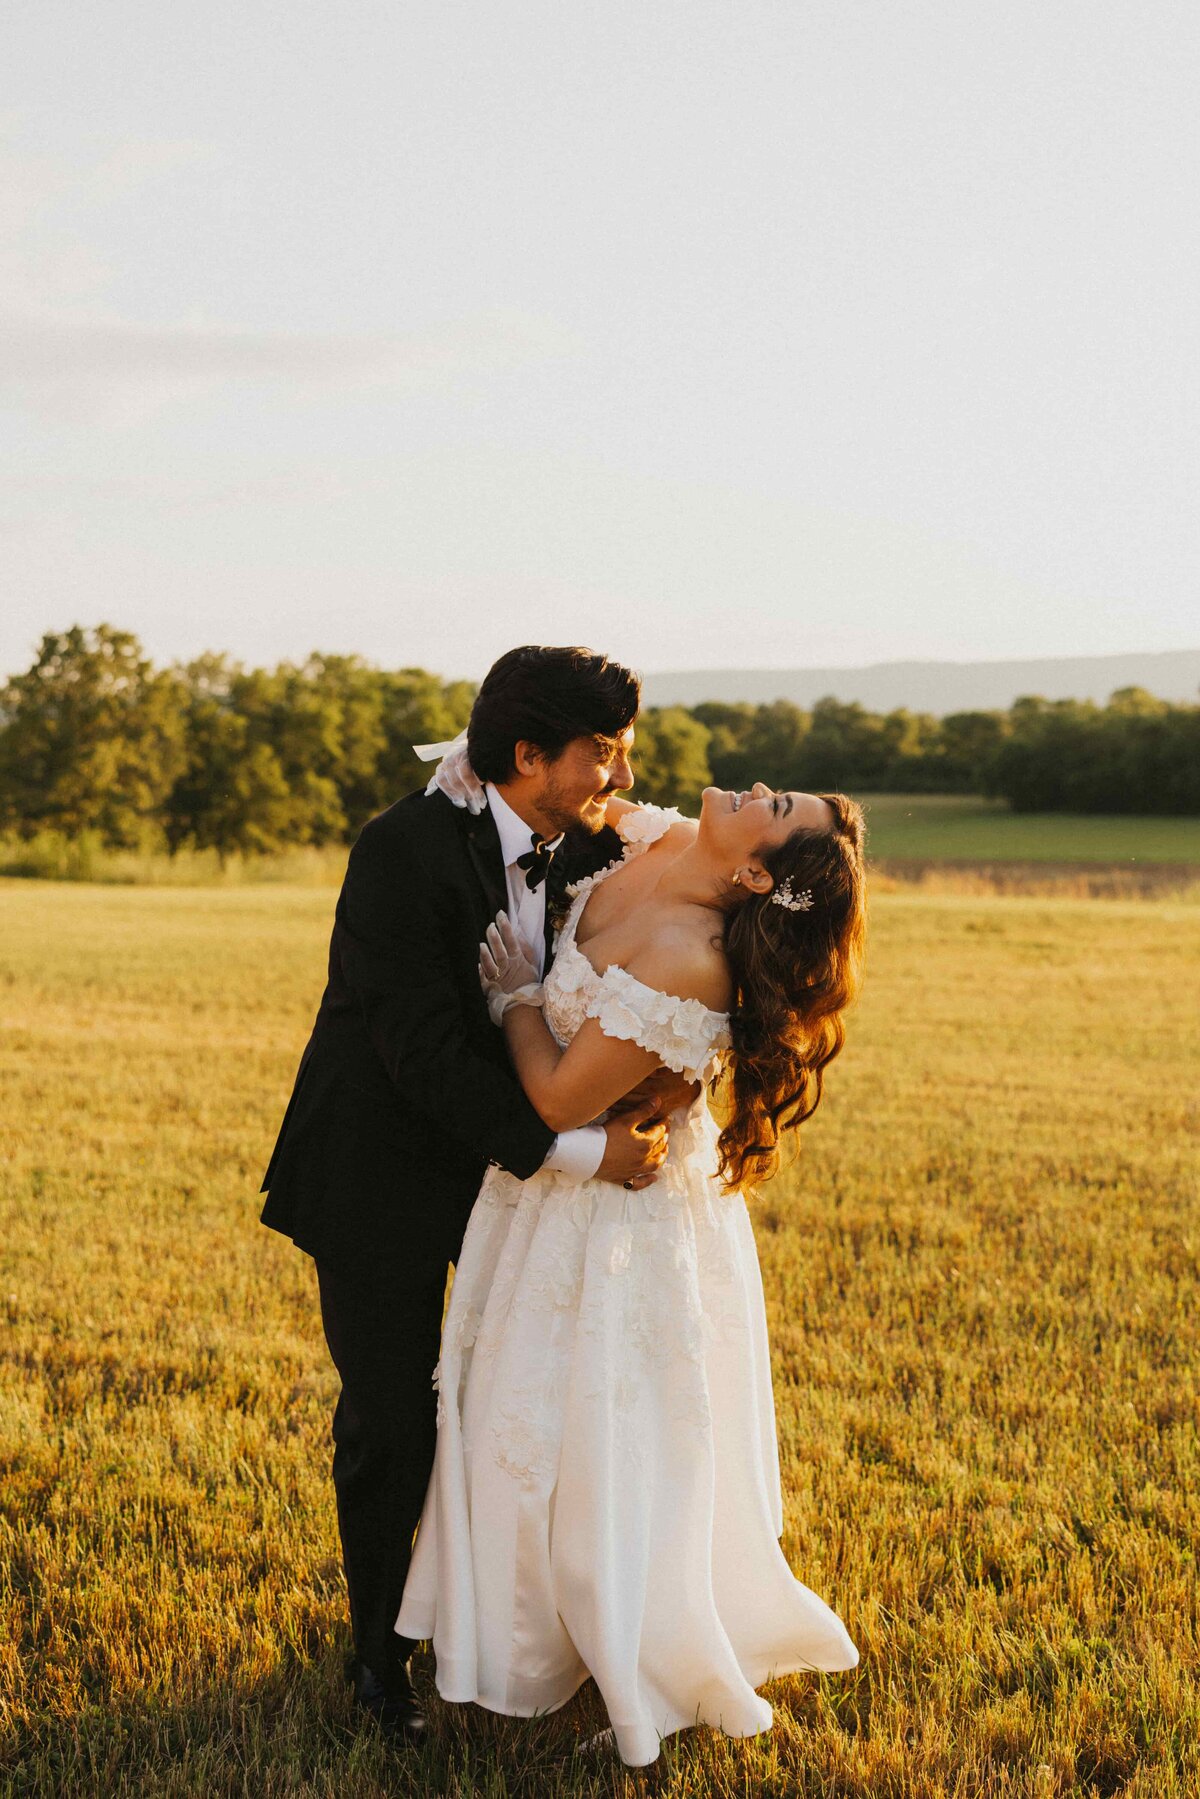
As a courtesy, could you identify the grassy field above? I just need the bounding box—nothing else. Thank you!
[858,796,1200,866]
[2,879,1198,1798]
[2,801,1197,894]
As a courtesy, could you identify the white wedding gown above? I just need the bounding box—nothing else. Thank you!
[397,806,858,1766]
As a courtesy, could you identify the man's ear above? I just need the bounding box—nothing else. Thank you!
[512,740,545,778]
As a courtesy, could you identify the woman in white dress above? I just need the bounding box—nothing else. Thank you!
[397,781,866,1766]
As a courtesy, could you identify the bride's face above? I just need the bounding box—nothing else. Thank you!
[698,782,834,862]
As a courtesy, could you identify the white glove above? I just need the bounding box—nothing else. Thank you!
[414,730,486,814]
[479,910,543,1027]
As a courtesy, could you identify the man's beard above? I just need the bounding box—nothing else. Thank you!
[538,774,610,838]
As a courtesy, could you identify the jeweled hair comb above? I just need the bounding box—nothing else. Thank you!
[771,878,814,912]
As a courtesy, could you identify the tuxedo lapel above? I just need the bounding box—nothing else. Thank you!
[462,804,508,928]
[456,806,620,968]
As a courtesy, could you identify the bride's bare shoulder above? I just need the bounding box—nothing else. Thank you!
[623,922,732,1015]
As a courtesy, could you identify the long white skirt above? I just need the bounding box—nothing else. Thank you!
[397,1104,859,1767]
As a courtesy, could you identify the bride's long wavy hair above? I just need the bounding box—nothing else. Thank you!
[715,793,866,1192]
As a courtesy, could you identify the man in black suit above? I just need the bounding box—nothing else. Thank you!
[260,646,670,1742]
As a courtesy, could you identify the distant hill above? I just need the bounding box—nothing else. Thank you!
[641,650,1200,716]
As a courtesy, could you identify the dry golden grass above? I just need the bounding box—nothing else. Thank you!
[1,879,1197,1798]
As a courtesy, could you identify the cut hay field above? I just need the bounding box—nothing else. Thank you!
[1,880,1198,1798]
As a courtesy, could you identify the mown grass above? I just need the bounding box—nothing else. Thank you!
[858,795,1200,865]
[1,880,1197,1798]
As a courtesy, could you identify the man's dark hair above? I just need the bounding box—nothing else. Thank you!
[467,646,641,784]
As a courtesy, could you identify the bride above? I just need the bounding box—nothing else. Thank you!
[397,780,866,1766]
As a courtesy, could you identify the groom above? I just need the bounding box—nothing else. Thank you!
[260,645,671,1743]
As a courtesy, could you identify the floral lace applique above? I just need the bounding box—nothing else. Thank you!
[478,1166,526,1210]
[491,1402,559,1489]
[583,964,730,1084]
[563,802,683,904]
[452,1302,483,1353]
[614,802,685,854]
[542,930,597,1048]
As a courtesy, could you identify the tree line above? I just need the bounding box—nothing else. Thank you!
[0,626,1196,856]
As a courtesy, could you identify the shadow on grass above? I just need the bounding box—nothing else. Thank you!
[2,1643,671,1799]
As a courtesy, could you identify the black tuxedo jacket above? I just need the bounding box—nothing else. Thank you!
[260,788,622,1275]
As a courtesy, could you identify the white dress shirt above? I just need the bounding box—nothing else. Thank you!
[484,783,605,1181]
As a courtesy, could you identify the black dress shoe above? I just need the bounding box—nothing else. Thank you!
[350,1658,427,1747]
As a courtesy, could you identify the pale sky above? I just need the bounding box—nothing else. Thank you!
[2,1,1197,682]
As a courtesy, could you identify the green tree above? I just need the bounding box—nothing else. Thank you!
[233,662,348,844]
[0,625,184,847]
[165,656,477,857]
[798,697,890,789]
[166,656,297,857]
[983,690,1200,815]
[935,711,1009,795]
[632,707,713,809]
[740,701,812,792]
[988,696,1100,812]
[875,708,942,790]
[374,670,476,815]
[7,626,1196,858]
[305,654,390,832]
[1155,699,1200,814]
[691,702,758,791]
[694,701,812,792]
[1093,688,1200,814]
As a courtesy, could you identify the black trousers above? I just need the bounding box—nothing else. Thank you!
[316,1251,448,1681]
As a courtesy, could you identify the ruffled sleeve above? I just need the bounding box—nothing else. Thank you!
[614,803,686,859]
[584,964,731,1084]
[564,804,687,906]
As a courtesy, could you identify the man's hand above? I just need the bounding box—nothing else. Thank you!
[608,1067,702,1121]
[596,1096,669,1190]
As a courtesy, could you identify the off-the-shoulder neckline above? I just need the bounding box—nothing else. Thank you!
[563,882,730,1030]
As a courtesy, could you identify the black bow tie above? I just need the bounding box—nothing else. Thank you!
[515,834,558,891]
